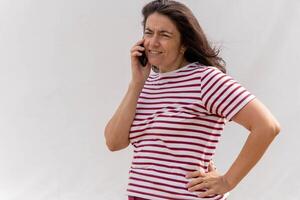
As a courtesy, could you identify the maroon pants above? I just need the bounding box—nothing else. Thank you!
[128,196,148,200]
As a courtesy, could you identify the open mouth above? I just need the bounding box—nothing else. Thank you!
[149,50,163,55]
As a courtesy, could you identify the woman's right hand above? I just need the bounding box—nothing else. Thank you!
[130,39,151,86]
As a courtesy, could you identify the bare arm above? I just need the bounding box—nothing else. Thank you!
[104,39,151,151]
[224,98,281,189]
[186,98,281,197]
[104,82,143,151]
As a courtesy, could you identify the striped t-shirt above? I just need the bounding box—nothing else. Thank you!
[127,62,255,200]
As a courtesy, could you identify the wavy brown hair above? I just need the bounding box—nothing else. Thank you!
[142,0,226,73]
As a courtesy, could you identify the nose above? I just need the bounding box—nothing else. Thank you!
[146,34,160,49]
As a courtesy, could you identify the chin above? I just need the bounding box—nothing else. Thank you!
[148,60,162,67]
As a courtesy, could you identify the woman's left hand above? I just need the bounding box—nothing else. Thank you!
[185,161,232,198]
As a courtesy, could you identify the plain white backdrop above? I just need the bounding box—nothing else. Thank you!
[0,0,299,199]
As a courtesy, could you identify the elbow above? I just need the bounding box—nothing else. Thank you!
[104,125,129,152]
[106,141,120,152]
[104,123,117,152]
[265,119,281,138]
[104,129,118,152]
[251,119,281,139]
[105,135,120,152]
[268,114,281,136]
[105,140,129,152]
[272,120,281,136]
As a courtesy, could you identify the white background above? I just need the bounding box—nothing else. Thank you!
[0,0,299,199]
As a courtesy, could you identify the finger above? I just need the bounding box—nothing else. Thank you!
[186,177,210,189]
[134,38,145,46]
[131,51,142,57]
[131,45,145,53]
[188,181,209,192]
[186,177,205,188]
[132,52,142,56]
[186,170,205,179]
[198,188,216,198]
[130,49,145,59]
[131,50,143,58]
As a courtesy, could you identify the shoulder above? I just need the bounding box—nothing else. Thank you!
[190,63,224,78]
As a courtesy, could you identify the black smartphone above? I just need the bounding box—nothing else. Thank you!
[138,44,148,67]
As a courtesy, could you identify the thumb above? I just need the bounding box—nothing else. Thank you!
[198,161,206,175]
[208,160,216,172]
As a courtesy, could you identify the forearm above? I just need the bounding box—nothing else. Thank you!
[105,82,143,151]
[224,127,279,190]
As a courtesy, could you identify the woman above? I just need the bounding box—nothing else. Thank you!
[104,0,280,199]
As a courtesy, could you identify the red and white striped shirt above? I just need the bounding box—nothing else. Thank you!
[127,62,255,200]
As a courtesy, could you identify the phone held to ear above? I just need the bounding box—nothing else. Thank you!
[138,44,148,67]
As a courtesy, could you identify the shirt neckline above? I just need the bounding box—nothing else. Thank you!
[153,62,199,77]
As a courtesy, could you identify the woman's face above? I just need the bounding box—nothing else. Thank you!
[143,12,186,72]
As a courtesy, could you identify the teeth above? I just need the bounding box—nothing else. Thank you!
[150,50,161,54]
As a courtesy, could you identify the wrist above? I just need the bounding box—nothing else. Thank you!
[129,80,144,89]
[129,81,144,93]
[222,174,237,192]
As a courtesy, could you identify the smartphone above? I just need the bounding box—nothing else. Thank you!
[138,44,148,67]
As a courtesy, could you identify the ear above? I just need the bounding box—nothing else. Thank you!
[180,45,187,54]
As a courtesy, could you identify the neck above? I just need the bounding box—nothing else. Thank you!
[159,57,189,73]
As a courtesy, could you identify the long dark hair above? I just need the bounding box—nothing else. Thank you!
[142,0,226,73]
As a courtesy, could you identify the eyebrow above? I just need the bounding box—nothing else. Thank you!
[144,27,173,35]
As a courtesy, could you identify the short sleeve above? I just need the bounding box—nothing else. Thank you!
[200,67,256,121]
